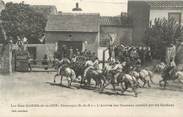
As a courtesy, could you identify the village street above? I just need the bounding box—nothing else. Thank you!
[0,72,183,117]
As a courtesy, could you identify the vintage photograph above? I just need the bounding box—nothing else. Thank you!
[0,0,183,117]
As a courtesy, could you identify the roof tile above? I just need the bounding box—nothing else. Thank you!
[46,13,99,32]
[147,1,183,8]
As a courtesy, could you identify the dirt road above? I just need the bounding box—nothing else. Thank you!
[0,72,183,117]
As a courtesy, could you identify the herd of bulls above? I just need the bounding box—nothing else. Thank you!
[53,58,183,97]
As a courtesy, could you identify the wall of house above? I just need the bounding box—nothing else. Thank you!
[0,44,12,74]
[100,26,133,46]
[150,9,183,25]
[128,1,150,46]
[27,44,56,60]
[45,32,99,54]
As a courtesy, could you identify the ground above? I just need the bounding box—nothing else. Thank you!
[0,72,183,117]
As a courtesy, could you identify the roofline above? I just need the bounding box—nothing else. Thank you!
[45,30,98,33]
[57,12,100,16]
[100,25,132,27]
[31,5,57,7]
[150,7,183,10]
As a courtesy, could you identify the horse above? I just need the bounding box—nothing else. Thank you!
[100,68,138,97]
[153,62,166,73]
[53,66,76,87]
[99,64,131,94]
[129,70,141,88]
[160,69,183,88]
[138,69,154,88]
[84,67,105,89]
[120,74,138,97]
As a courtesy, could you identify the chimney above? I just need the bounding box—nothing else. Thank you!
[72,2,82,11]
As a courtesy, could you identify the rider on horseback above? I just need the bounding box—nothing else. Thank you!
[164,57,176,79]
[111,60,123,83]
[58,58,71,73]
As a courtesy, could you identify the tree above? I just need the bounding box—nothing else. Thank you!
[145,18,183,60]
[1,2,47,44]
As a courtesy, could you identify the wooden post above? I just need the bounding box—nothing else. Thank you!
[102,48,108,69]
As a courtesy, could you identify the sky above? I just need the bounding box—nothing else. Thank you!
[3,0,127,16]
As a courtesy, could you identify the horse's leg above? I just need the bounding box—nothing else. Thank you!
[67,77,72,87]
[100,81,110,92]
[60,75,63,85]
[53,74,59,83]
[99,79,104,89]
[132,87,138,97]
[159,80,163,87]
[147,80,151,88]
[141,78,146,87]
[112,83,116,91]
[163,80,167,89]
[80,76,85,86]
[120,82,125,94]
[137,81,141,88]
[87,77,91,86]
[120,82,128,94]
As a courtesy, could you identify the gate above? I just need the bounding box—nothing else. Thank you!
[15,50,29,72]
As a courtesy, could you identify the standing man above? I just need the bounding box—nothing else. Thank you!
[69,46,73,60]
[166,44,176,65]
[27,52,32,72]
[108,34,114,61]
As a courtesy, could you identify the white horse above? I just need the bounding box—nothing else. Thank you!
[154,62,166,73]
[120,74,138,97]
[54,66,76,87]
[175,71,183,84]
[139,69,154,87]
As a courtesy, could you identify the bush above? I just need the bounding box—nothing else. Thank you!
[145,18,183,60]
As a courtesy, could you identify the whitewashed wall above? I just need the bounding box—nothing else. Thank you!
[150,9,183,25]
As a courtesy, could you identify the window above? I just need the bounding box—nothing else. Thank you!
[100,32,117,47]
[168,12,181,24]
[100,33,111,47]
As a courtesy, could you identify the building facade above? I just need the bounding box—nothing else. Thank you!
[45,13,100,56]
[128,1,150,46]
[45,13,133,60]
[147,1,183,25]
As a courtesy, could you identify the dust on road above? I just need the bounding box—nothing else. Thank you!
[0,72,183,117]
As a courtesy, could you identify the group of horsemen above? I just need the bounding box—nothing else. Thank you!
[55,42,177,82]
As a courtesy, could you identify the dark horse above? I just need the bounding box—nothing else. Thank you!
[83,67,105,89]
[160,66,178,88]
[70,56,88,85]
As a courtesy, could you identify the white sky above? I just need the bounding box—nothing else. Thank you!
[3,0,127,16]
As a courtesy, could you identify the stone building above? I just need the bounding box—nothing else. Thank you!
[45,13,100,55]
[44,12,133,60]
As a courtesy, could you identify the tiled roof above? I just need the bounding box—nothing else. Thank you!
[146,1,183,8]
[100,16,121,26]
[45,13,99,32]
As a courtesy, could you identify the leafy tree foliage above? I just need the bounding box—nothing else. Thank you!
[145,18,183,60]
[1,2,47,44]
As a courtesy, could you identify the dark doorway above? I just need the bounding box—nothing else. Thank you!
[27,47,37,60]
[58,41,82,52]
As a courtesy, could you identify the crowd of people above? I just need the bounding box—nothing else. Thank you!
[112,44,152,68]
[54,45,98,62]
